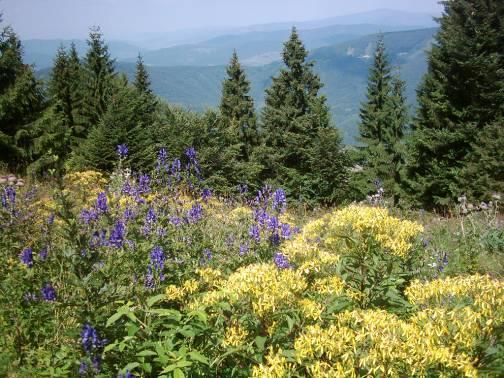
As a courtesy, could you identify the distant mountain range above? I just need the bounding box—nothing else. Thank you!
[116,28,437,143]
[31,9,438,144]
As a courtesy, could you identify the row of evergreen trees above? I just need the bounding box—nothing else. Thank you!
[355,0,503,209]
[0,18,347,204]
[1,0,503,208]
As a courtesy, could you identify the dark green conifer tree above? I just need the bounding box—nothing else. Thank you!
[354,36,409,206]
[49,46,74,126]
[133,54,157,122]
[406,0,504,207]
[80,27,115,133]
[205,51,262,193]
[0,20,44,169]
[134,54,152,95]
[219,50,259,160]
[385,75,408,205]
[358,35,391,145]
[71,75,154,172]
[261,27,348,204]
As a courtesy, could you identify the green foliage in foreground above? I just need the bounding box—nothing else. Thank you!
[0,155,503,376]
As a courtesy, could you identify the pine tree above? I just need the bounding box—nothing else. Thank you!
[0,21,44,169]
[133,54,157,122]
[49,46,74,126]
[134,54,152,95]
[358,35,391,145]
[261,27,347,203]
[80,27,115,133]
[219,50,258,160]
[354,36,409,206]
[407,0,504,207]
[70,76,154,172]
[385,75,409,205]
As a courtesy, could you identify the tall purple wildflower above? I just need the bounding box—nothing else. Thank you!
[150,246,165,272]
[202,188,212,203]
[41,284,57,301]
[187,203,203,223]
[138,174,151,194]
[109,221,125,248]
[81,324,106,353]
[272,189,287,213]
[5,186,16,205]
[20,247,33,268]
[274,252,290,269]
[249,225,261,243]
[117,144,128,158]
[39,247,48,261]
[96,192,108,213]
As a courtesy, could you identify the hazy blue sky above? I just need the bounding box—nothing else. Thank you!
[1,0,442,39]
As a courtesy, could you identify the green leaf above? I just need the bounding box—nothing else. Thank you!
[188,351,209,365]
[147,294,166,307]
[106,311,125,327]
[173,368,185,378]
[149,309,182,320]
[104,342,117,353]
[254,336,267,351]
[135,350,157,357]
[123,362,140,371]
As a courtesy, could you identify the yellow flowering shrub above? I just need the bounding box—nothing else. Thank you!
[222,322,249,347]
[229,206,253,220]
[286,205,423,260]
[192,263,307,318]
[406,274,504,318]
[251,347,294,378]
[289,308,478,377]
[298,299,324,321]
[63,171,107,205]
[165,279,200,302]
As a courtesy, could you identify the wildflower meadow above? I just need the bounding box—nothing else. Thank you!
[1,146,503,377]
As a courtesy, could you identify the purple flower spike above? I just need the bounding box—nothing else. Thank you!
[20,247,33,268]
[274,252,290,269]
[41,284,57,301]
[117,144,128,158]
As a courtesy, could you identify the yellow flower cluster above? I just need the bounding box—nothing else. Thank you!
[312,276,345,296]
[254,274,504,377]
[298,299,324,321]
[193,263,307,318]
[222,322,249,347]
[196,268,223,287]
[292,308,477,377]
[165,279,200,302]
[406,274,504,318]
[63,171,107,205]
[251,347,293,378]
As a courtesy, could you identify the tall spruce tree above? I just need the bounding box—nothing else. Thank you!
[133,54,157,122]
[358,35,391,145]
[205,51,263,193]
[407,0,504,207]
[71,75,154,172]
[354,36,409,205]
[134,54,152,95]
[261,27,348,204]
[27,43,85,175]
[80,27,115,133]
[49,46,74,126]
[385,75,409,205]
[0,20,44,169]
[219,50,259,160]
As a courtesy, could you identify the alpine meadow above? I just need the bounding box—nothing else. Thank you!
[1,0,503,377]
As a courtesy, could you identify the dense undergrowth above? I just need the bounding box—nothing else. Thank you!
[1,148,503,377]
